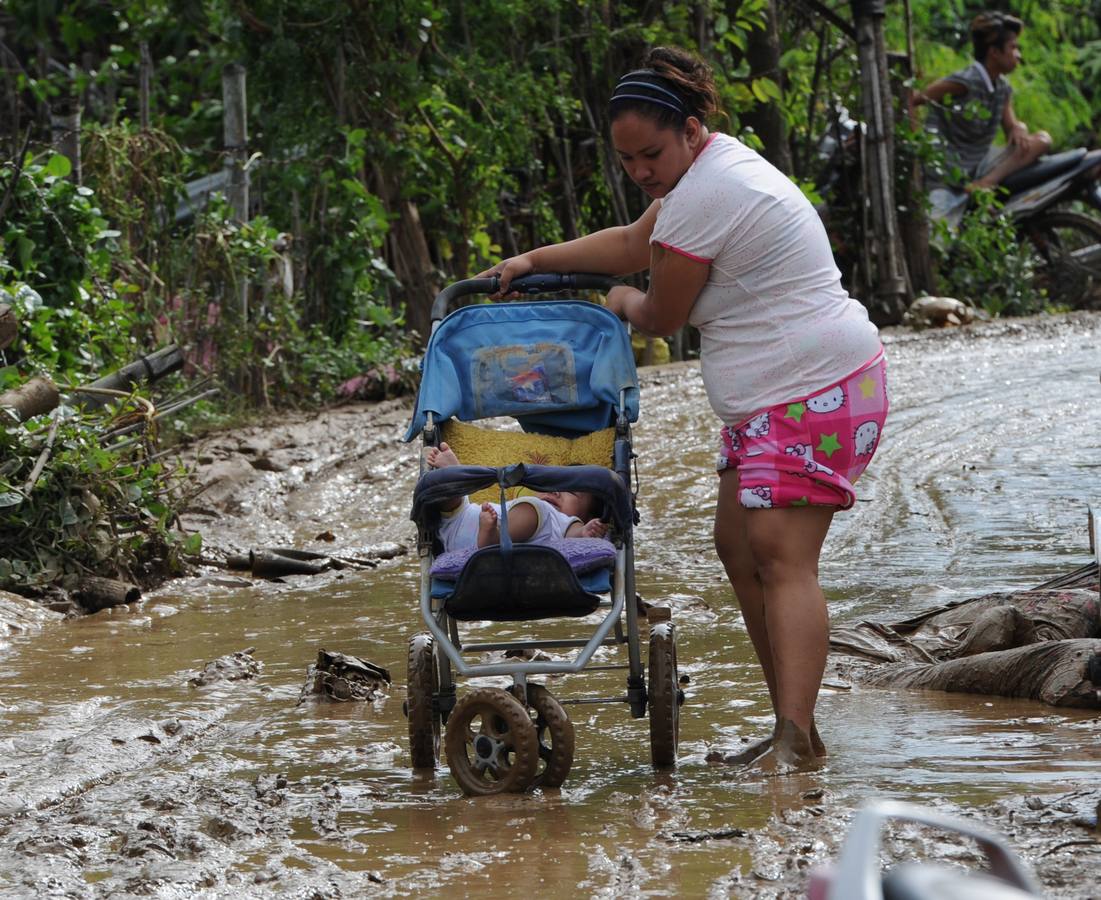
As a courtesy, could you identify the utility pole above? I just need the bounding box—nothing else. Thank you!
[850,0,908,324]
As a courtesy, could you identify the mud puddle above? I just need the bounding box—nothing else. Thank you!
[2,313,1100,897]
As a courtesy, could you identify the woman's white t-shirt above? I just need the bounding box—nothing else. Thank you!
[648,132,881,427]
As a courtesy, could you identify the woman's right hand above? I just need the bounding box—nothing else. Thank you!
[477,253,536,297]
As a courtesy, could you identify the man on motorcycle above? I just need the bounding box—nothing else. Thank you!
[910,10,1052,221]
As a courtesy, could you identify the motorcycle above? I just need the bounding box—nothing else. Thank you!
[815,106,1101,308]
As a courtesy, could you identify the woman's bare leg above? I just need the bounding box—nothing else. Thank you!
[744,499,834,757]
[713,470,830,762]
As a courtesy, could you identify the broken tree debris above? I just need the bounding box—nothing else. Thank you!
[220,544,404,579]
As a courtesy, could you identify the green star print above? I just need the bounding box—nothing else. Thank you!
[816,433,843,458]
[784,402,806,423]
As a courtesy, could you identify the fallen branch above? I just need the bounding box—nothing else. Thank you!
[22,410,61,493]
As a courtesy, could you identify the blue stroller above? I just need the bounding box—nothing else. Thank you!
[403,274,683,795]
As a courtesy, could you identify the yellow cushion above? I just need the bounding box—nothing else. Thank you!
[440,419,615,503]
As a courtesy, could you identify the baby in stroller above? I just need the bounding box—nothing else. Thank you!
[425,441,609,549]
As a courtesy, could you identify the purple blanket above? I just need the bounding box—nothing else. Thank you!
[431,538,615,580]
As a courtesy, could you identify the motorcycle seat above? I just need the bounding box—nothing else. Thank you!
[1001,148,1087,194]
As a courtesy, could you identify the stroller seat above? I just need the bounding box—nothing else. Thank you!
[412,461,631,620]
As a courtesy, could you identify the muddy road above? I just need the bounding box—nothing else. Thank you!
[1,313,1100,897]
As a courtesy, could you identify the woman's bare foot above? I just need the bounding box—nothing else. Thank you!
[705,718,826,766]
[476,502,500,547]
[425,441,460,469]
[745,718,821,775]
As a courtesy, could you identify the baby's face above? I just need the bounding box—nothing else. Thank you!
[540,490,594,520]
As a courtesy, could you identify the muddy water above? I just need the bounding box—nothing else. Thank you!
[1,315,1100,897]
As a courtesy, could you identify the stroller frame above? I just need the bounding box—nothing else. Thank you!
[404,275,681,795]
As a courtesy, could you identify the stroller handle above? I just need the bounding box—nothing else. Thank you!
[430,273,621,325]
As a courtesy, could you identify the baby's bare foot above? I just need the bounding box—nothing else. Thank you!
[425,441,460,469]
[477,502,499,547]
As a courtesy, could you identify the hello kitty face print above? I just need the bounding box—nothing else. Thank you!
[806,385,845,414]
[744,412,771,438]
[740,485,773,508]
[854,421,879,456]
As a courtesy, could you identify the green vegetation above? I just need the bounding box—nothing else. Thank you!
[1,1,1099,594]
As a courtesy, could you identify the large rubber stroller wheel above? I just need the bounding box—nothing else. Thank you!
[647,620,680,767]
[406,633,441,769]
[526,684,575,789]
[444,687,540,795]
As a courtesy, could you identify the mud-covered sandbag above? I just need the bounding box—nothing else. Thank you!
[830,589,1100,665]
[863,639,1101,708]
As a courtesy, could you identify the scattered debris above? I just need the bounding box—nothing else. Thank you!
[299,649,391,703]
[189,648,262,687]
[903,295,976,329]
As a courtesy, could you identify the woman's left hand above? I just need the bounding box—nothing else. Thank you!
[605,284,644,320]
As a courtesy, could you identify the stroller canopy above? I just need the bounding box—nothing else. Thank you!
[404,300,640,441]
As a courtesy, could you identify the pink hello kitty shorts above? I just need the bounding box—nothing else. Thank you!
[716,352,889,510]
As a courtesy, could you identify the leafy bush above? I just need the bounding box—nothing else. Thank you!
[0,404,195,592]
[931,189,1042,316]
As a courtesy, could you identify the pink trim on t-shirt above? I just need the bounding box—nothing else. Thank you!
[655,241,713,264]
[694,132,719,160]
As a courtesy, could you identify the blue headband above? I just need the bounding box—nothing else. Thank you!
[610,70,689,117]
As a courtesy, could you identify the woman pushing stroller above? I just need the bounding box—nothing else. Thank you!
[481,47,889,770]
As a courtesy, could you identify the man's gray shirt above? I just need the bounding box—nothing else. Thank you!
[926,61,1012,186]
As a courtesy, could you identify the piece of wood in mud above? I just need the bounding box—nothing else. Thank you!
[0,376,59,422]
[76,576,141,613]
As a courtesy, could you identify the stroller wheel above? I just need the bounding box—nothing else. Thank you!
[647,621,680,767]
[525,684,575,789]
[444,687,539,796]
[406,633,441,769]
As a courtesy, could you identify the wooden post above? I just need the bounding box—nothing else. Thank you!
[139,42,153,129]
[849,0,908,324]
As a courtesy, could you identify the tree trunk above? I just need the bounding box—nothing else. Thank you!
[741,0,793,175]
[374,163,439,346]
[0,376,59,422]
[0,303,16,350]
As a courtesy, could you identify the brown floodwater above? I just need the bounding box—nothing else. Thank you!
[1,315,1099,896]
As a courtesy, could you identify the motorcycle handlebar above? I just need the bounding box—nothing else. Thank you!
[429,273,621,325]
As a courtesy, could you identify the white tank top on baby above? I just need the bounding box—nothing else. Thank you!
[649,132,882,427]
[438,496,580,552]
